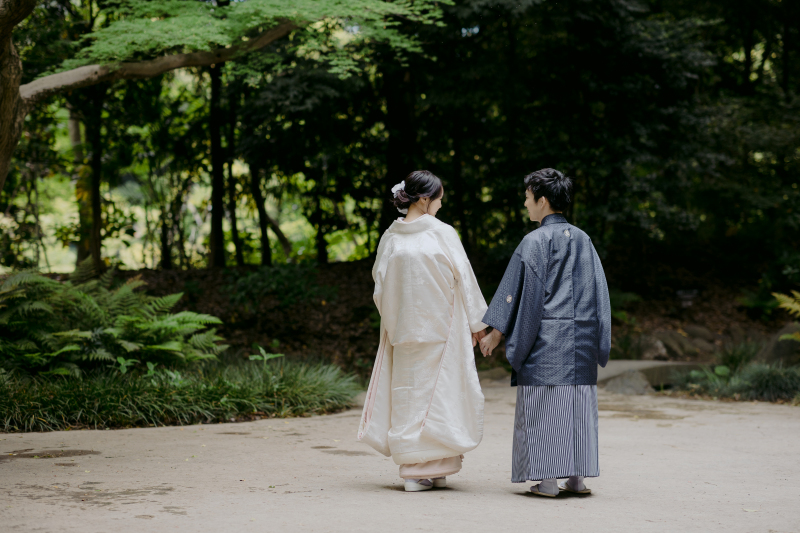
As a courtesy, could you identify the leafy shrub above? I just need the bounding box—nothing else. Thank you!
[0,261,227,376]
[609,289,641,325]
[678,362,800,402]
[226,264,338,311]
[610,333,644,360]
[717,341,761,373]
[773,290,800,343]
[0,359,360,432]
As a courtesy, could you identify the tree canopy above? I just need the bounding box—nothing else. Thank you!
[1,0,798,307]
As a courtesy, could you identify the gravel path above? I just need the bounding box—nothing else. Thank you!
[1,385,798,532]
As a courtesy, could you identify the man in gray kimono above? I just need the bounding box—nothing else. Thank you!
[480,168,611,497]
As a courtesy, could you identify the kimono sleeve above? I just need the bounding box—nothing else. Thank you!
[482,250,546,372]
[592,246,612,367]
[439,226,488,332]
[371,233,393,316]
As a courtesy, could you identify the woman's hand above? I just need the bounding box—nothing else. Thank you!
[480,329,503,357]
[471,329,487,347]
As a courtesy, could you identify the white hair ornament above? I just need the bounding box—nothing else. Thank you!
[391,181,408,214]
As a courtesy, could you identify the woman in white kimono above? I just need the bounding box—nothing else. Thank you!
[357,170,488,492]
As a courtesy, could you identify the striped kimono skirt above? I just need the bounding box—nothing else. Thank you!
[512,385,599,483]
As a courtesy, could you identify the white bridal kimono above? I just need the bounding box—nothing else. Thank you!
[357,215,488,477]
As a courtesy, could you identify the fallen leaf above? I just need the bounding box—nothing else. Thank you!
[743,509,759,512]
[84,471,90,473]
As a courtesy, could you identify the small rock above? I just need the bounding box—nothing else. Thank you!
[603,370,654,395]
[639,336,668,361]
[653,330,698,358]
[756,322,800,366]
[691,338,716,353]
[684,325,715,342]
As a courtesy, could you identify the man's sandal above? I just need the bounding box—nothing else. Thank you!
[558,480,591,494]
[529,483,558,497]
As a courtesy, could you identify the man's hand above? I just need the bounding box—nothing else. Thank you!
[471,329,487,347]
[480,329,503,357]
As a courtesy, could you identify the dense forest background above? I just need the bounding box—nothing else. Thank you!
[1,0,799,370]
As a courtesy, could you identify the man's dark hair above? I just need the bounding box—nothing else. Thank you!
[524,168,573,211]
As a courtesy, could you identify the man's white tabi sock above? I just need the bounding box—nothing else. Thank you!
[568,476,586,491]
[537,478,558,495]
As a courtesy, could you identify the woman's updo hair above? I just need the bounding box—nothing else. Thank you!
[391,170,444,214]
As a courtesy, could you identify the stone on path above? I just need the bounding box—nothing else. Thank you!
[638,335,668,361]
[653,330,698,358]
[690,338,716,353]
[684,325,716,342]
[603,370,655,395]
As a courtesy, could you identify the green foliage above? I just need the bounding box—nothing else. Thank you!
[610,333,644,360]
[0,261,228,376]
[716,341,761,374]
[609,289,642,325]
[0,359,360,432]
[774,291,800,343]
[679,361,800,403]
[56,0,449,74]
[226,264,338,310]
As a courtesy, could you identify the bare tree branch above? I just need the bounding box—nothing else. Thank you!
[19,21,297,104]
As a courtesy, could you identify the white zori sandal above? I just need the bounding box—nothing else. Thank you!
[404,479,433,492]
[558,479,591,494]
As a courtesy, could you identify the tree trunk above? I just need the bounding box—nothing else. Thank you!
[248,162,273,267]
[451,120,471,253]
[381,66,417,234]
[160,217,172,270]
[67,105,84,164]
[227,87,244,267]
[502,16,522,231]
[208,64,226,268]
[784,12,791,99]
[66,102,91,265]
[0,34,26,194]
[83,87,105,272]
[314,200,328,265]
[742,18,754,94]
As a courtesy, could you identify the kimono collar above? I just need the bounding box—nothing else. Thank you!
[540,213,568,227]
[389,214,440,234]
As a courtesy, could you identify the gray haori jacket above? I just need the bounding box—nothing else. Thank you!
[483,213,611,386]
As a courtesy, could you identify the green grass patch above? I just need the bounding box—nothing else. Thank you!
[0,360,361,432]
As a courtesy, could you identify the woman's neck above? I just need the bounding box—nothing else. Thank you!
[403,205,428,223]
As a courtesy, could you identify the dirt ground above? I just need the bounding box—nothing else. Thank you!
[2,383,798,532]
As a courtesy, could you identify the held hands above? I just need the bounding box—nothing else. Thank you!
[480,329,503,357]
[471,329,487,347]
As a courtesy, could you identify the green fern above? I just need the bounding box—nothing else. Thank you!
[0,267,227,376]
[774,291,800,343]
